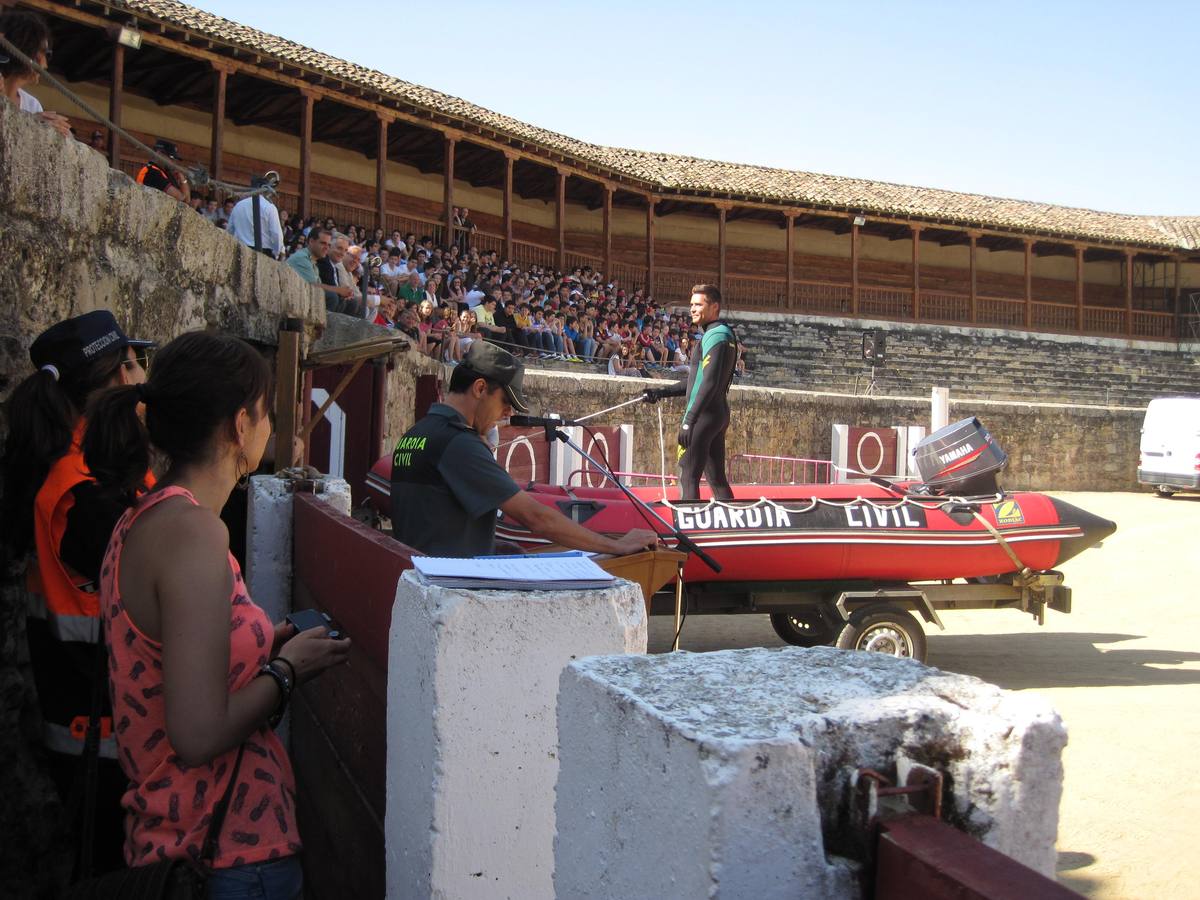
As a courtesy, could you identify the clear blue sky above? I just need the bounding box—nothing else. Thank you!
[195,0,1198,216]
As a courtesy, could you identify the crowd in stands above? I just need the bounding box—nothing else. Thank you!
[267,212,748,378]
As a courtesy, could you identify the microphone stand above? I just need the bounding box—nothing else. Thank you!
[541,422,722,574]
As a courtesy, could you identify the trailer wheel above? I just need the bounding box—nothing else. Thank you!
[1155,485,1177,498]
[835,604,927,663]
[770,611,833,648]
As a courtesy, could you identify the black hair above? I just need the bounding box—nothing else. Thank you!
[1,344,127,556]
[83,332,271,502]
[0,10,51,79]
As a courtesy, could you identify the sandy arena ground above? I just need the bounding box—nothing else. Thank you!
[647,491,1200,899]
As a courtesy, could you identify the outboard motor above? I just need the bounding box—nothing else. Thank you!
[913,417,1008,495]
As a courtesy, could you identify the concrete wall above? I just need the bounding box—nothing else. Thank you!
[518,368,1144,492]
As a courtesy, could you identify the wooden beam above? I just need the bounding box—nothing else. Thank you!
[1023,238,1034,329]
[968,231,978,324]
[209,64,227,187]
[851,222,860,315]
[503,154,514,261]
[717,205,728,298]
[443,135,456,248]
[556,168,566,271]
[107,43,123,169]
[911,225,922,319]
[1075,245,1085,332]
[1174,256,1183,317]
[274,325,302,472]
[602,185,613,279]
[646,196,656,296]
[374,112,388,230]
[785,213,795,310]
[1124,250,1134,336]
[299,90,315,217]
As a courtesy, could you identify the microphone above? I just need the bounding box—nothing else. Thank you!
[509,414,575,428]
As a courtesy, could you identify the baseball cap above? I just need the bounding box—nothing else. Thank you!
[460,342,529,413]
[30,310,155,377]
[153,139,181,160]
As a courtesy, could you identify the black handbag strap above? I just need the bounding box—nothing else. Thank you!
[200,743,246,864]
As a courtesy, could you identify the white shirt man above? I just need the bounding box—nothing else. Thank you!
[329,235,362,309]
[228,194,284,257]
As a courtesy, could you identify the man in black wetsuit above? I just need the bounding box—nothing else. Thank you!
[643,283,738,501]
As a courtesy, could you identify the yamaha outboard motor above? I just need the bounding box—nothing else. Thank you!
[913,417,1008,495]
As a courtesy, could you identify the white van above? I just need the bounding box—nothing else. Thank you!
[1139,397,1200,497]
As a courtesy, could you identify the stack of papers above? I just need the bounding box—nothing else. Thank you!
[411,551,616,591]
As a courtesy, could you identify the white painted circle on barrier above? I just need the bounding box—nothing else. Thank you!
[585,433,610,487]
[855,431,885,475]
[505,436,537,482]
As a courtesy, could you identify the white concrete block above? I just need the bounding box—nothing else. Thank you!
[555,646,1066,900]
[385,570,646,900]
[245,474,351,624]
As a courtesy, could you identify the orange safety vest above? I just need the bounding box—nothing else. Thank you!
[135,162,169,186]
[27,420,153,757]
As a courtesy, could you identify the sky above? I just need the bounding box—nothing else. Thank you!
[193,0,1199,216]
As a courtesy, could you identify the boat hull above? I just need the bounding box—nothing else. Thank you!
[497,483,1115,584]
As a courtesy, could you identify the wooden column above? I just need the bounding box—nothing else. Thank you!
[911,225,922,319]
[442,136,456,249]
[555,169,566,271]
[107,43,124,169]
[1075,245,1085,332]
[209,64,228,186]
[1174,256,1183,316]
[646,196,656,296]
[602,186,613,279]
[717,205,728,297]
[502,154,514,261]
[1023,239,1034,329]
[968,232,979,323]
[784,213,795,309]
[1124,250,1135,336]
[299,91,315,218]
[375,114,390,230]
[850,221,860,315]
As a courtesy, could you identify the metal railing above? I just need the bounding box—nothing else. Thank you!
[512,239,556,269]
[727,454,834,485]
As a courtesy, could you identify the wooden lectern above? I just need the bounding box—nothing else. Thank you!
[594,549,687,618]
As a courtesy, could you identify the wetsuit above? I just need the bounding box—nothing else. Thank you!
[657,319,738,501]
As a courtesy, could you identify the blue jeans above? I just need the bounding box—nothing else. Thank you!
[208,856,303,900]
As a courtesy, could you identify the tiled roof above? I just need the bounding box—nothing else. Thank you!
[109,0,1198,252]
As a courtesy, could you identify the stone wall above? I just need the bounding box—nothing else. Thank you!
[731,311,1200,408]
[520,370,1144,492]
[0,103,326,898]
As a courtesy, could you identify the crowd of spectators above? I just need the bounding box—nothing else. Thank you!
[265,211,749,379]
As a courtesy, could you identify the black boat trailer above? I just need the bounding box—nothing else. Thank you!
[648,570,1073,664]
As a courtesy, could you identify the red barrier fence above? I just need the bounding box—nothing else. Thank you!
[291,493,416,900]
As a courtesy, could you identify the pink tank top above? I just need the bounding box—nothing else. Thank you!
[100,486,300,868]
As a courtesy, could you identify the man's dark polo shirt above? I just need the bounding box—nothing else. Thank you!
[390,403,520,557]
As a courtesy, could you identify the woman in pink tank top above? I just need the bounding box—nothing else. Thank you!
[84,332,351,898]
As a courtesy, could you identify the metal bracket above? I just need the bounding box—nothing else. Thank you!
[276,466,327,494]
[854,764,944,834]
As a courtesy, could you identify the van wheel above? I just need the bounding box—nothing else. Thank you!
[770,611,833,647]
[835,604,927,663]
[1155,485,1177,498]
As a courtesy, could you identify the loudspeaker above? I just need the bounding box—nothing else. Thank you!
[862,330,886,363]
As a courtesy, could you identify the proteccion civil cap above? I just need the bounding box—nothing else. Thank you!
[30,310,155,377]
[153,138,181,160]
[460,342,529,413]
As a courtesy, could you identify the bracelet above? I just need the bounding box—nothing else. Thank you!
[271,656,297,686]
[256,662,291,728]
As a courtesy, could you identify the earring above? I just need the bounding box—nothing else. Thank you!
[235,451,250,489]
